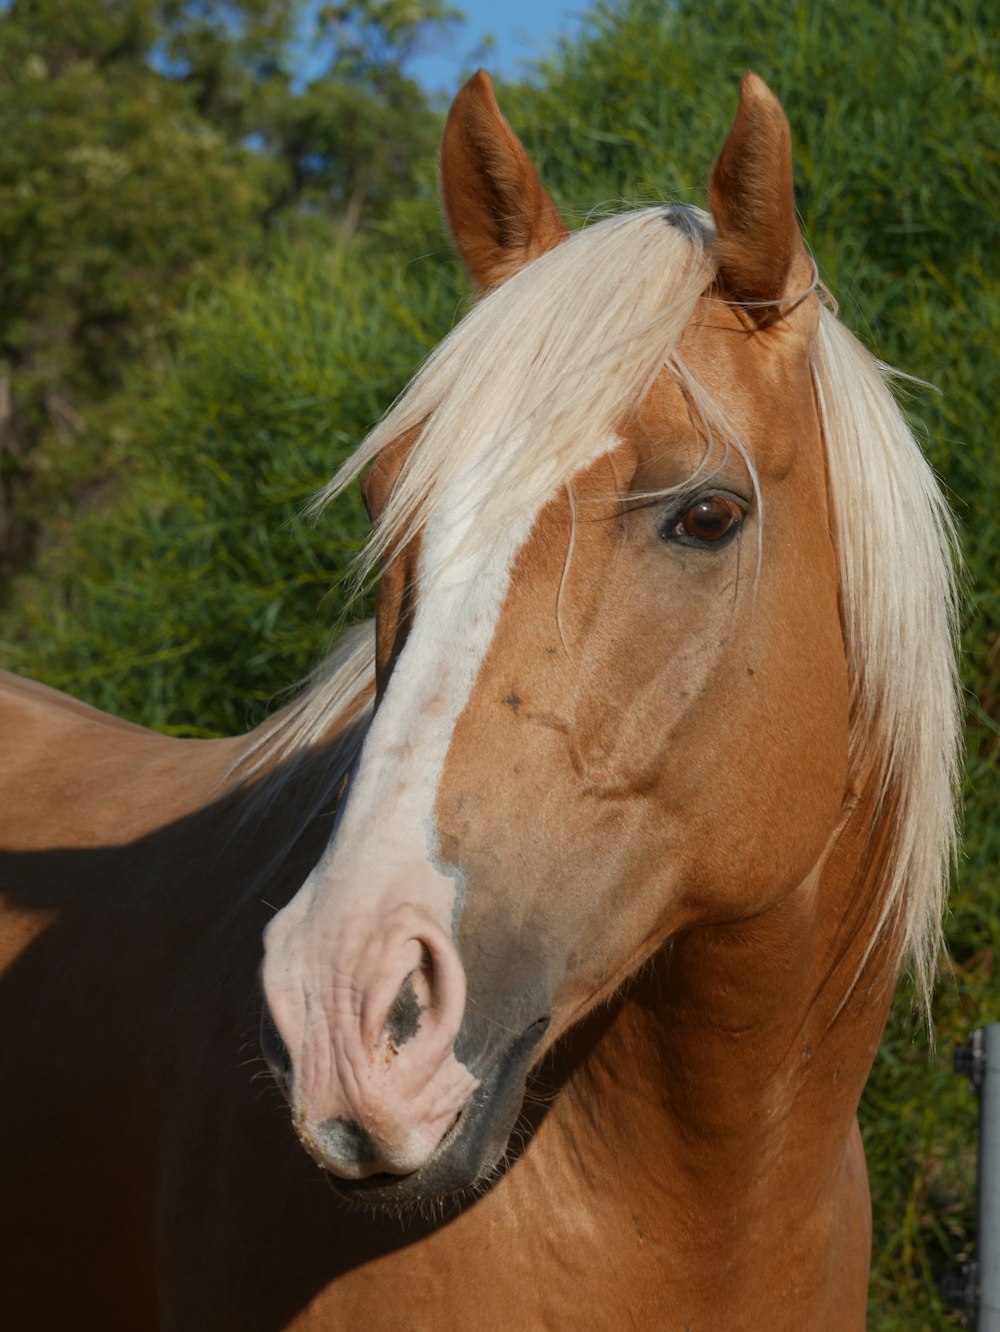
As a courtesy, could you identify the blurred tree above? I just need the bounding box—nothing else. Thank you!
[257,1,460,237]
[0,0,458,578]
[0,2,268,573]
[0,235,459,733]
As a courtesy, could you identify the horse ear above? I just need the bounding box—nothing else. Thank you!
[441,70,570,292]
[708,73,814,315]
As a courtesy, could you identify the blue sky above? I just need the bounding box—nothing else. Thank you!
[407,0,586,93]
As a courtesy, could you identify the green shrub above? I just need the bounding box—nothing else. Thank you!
[0,235,459,733]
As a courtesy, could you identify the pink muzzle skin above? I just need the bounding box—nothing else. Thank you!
[261,892,480,1179]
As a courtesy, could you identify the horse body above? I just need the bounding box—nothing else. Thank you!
[0,572,912,1329]
[0,72,958,1330]
[0,671,877,1329]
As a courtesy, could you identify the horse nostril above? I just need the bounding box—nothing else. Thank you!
[383,970,424,1051]
[259,1002,292,1094]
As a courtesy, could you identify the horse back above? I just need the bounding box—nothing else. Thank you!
[0,669,243,851]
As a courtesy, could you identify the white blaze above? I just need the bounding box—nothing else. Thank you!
[262,425,618,1171]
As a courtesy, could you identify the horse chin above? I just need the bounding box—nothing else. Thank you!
[322,1015,550,1211]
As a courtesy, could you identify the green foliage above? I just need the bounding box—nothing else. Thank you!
[1,234,459,733]
[1,1,997,1326]
[0,5,276,570]
[250,0,462,234]
[0,50,273,386]
[0,0,453,577]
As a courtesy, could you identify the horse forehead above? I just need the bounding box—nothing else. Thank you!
[631,295,819,478]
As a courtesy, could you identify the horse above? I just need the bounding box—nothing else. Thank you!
[0,70,959,1329]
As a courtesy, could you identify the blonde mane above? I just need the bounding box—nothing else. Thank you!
[811,308,961,1010]
[315,207,717,579]
[242,206,960,1011]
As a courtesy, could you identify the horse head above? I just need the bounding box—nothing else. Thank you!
[259,72,956,1207]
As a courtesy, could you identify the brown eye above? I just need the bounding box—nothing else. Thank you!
[674,495,744,545]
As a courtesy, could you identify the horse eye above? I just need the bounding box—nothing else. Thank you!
[671,495,744,545]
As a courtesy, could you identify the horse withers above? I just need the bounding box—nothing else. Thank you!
[0,72,959,1329]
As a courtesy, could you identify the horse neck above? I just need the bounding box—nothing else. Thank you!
[549,778,899,1220]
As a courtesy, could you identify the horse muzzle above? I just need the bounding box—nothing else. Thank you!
[258,892,553,1196]
[320,1014,550,1205]
[259,983,549,1201]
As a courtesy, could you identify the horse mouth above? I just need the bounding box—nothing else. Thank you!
[324,1015,550,1209]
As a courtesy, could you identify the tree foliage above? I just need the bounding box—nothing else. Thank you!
[0,0,454,575]
[257,0,460,235]
[0,238,459,732]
